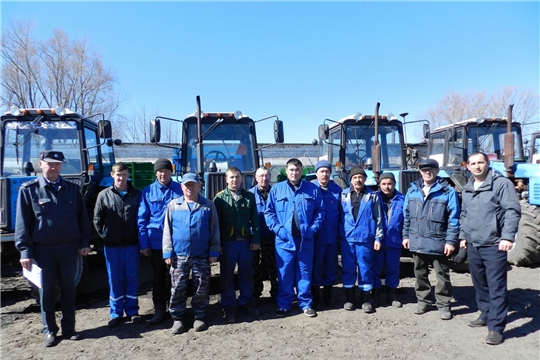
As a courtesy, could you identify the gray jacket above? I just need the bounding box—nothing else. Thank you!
[459,169,521,247]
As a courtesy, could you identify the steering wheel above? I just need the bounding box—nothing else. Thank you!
[204,150,227,163]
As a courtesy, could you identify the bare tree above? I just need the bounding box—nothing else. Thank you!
[1,19,119,119]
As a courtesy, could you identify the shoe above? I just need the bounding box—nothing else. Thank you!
[238,304,261,317]
[223,306,236,324]
[44,333,56,347]
[323,286,333,307]
[108,318,121,328]
[439,309,453,320]
[193,319,207,332]
[304,308,317,317]
[171,320,184,335]
[344,287,356,311]
[386,288,402,308]
[276,308,287,317]
[130,315,143,324]
[149,309,166,325]
[414,303,430,315]
[468,318,487,328]
[486,331,504,345]
[361,291,375,314]
[63,331,81,340]
[371,288,380,308]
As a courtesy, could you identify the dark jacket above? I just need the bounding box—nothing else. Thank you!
[403,177,460,255]
[94,184,141,247]
[15,176,91,259]
[460,169,521,247]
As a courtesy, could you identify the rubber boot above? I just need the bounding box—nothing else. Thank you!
[361,291,375,313]
[323,286,333,308]
[344,287,356,311]
[372,288,380,308]
[311,286,322,310]
[387,288,402,308]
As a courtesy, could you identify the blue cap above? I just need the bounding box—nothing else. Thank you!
[181,173,199,185]
[314,160,332,173]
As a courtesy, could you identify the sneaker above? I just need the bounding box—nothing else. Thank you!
[414,303,430,315]
[171,320,184,335]
[238,304,261,317]
[276,308,287,317]
[149,309,166,325]
[130,314,143,324]
[108,318,121,328]
[304,308,317,317]
[486,331,504,345]
[468,318,487,328]
[439,309,453,320]
[223,307,236,324]
[193,319,207,332]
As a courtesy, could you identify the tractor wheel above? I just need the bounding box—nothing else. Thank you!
[507,201,540,267]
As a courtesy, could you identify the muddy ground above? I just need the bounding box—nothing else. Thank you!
[1,254,539,360]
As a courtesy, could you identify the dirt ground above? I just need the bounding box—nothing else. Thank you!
[1,255,539,360]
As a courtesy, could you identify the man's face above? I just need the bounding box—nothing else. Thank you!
[156,168,172,186]
[316,167,330,187]
[420,167,439,185]
[255,169,270,189]
[351,174,366,192]
[181,181,200,199]
[379,178,395,196]
[467,154,489,179]
[286,164,302,184]
[39,161,63,182]
[112,169,130,190]
[226,170,243,190]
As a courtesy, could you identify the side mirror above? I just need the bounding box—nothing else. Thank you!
[423,123,430,139]
[150,119,161,143]
[318,124,329,141]
[274,120,284,143]
[98,120,112,139]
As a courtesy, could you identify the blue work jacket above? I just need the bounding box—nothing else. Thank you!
[249,185,274,238]
[264,180,325,251]
[340,187,384,243]
[377,190,405,249]
[138,179,183,250]
[313,180,342,245]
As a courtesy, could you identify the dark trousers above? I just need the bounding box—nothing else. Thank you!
[413,253,452,309]
[253,237,278,298]
[468,244,508,333]
[150,249,171,311]
[34,243,79,335]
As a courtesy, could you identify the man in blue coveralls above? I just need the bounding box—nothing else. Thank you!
[311,160,341,309]
[265,158,325,318]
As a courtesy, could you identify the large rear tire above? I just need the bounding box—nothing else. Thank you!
[507,201,540,267]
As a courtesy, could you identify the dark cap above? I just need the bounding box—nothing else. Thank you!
[314,160,332,173]
[181,173,199,185]
[349,165,367,178]
[39,151,65,163]
[154,158,173,173]
[379,172,396,182]
[419,159,440,170]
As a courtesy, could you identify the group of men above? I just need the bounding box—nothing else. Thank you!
[15,150,519,347]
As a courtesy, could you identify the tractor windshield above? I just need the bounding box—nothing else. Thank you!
[344,124,404,170]
[185,122,256,173]
[2,120,83,176]
[467,124,524,161]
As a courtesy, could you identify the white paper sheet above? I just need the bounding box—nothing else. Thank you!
[23,263,42,289]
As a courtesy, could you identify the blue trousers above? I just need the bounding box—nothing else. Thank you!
[468,244,509,333]
[34,243,79,335]
[220,239,254,308]
[312,242,338,287]
[340,240,374,291]
[276,238,314,310]
[373,247,401,289]
[169,256,211,320]
[104,245,140,319]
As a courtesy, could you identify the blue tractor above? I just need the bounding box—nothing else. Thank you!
[425,105,540,267]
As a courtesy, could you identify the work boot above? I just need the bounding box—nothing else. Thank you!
[386,288,402,308]
[344,287,356,311]
[149,309,166,325]
[193,319,207,332]
[323,286,333,308]
[223,306,236,324]
[371,288,380,308]
[171,320,184,335]
[311,286,322,310]
[361,291,374,313]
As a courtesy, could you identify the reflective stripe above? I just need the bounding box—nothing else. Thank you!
[125,295,138,300]
[110,295,124,301]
